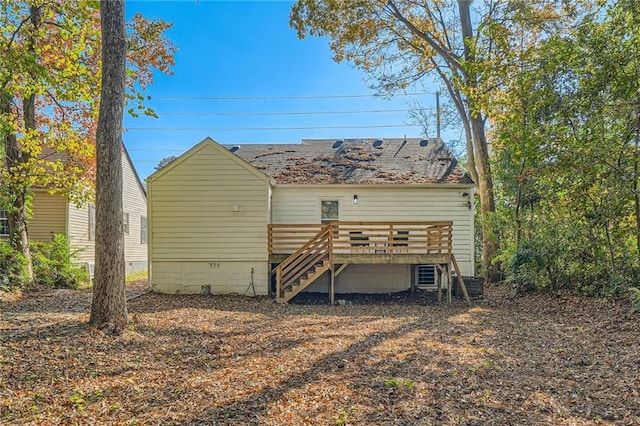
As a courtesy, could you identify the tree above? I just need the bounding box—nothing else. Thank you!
[0,1,175,283]
[89,0,127,333]
[290,0,586,280]
[290,0,505,278]
[488,0,640,296]
[155,155,177,171]
[1,1,99,281]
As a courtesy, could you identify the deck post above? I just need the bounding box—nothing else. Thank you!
[451,254,472,307]
[276,267,281,301]
[329,224,334,305]
[330,264,335,305]
[411,264,416,293]
[436,266,442,302]
[446,261,452,305]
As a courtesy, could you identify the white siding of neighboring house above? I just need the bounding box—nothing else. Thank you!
[67,202,94,265]
[148,141,271,295]
[67,150,148,273]
[122,151,148,274]
[271,185,475,293]
[28,191,67,242]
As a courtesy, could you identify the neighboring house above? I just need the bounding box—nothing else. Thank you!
[147,137,476,303]
[0,145,148,276]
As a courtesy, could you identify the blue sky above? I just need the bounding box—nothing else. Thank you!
[124,0,446,179]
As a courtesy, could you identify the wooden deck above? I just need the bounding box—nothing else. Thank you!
[268,222,471,305]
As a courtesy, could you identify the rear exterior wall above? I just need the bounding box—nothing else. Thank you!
[148,144,271,294]
[271,185,474,294]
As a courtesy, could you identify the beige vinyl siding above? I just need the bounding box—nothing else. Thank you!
[122,151,147,273]
[272,185,475,277]
[29,191,67,241]
[148,142,271,294]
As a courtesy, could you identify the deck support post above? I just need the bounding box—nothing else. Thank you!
[276,268,281,301]
[411,264,416,293]
[451,254,472,307]
[446,262,452,305]
[435,265,443,302]
[330,263,335,305]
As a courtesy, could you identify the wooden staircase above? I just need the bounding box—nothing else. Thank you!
[274,225,332,303]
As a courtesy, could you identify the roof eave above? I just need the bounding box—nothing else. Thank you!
[274,182,476,188]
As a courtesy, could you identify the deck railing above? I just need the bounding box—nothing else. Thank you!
[268,221,453,256]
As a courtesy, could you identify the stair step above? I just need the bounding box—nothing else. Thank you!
[279,262,331,302]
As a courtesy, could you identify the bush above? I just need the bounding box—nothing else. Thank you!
[0,241,26,290]
[507,245,542,296]
[31,234,88,289]
[628,287,640,314]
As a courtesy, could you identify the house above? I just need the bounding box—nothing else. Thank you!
[0,145,148,276]
[147,137,475,303]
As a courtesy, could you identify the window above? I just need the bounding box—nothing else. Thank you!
[140,216,147,244]
[0,209,9,236]
[320,200,339,224]
[88,204,95,240]
[123,213,130,235]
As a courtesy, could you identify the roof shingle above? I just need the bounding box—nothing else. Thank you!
[227,138,474,185]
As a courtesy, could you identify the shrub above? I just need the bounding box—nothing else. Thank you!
[628,287,640,314]
[0,241,26,290]
[507,244,543,296]
[31,234,88,289]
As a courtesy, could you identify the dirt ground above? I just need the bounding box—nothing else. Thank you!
[1,282,639,425]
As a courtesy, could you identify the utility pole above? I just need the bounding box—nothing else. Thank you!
[436,91,441,139]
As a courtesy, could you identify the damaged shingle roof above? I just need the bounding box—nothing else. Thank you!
[227,138,474,185]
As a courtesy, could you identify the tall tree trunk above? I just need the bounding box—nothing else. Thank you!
[17,4,39,280]
[458,0,500,280]
[470,114,500,280]
[9,191,33,280]
[634,109,640,266]
[89,0,127,334]
[0,5,44,282]
[1,94,34,282]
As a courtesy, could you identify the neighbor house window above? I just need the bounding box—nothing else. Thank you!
[0,209,9,236]
[88,204,95,240]
[140,216,147,244]
[321,200,339,224]
[123,213,130,235]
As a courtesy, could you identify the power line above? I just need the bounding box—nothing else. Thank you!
[133,160,180,163]
[125,123,419,131]
[150,92,433,101]
[128,149,186,152]
[155,108,432,117]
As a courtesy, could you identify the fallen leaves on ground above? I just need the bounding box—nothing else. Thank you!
[1,283,639,425]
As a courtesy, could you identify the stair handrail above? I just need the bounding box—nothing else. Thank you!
[280,238,330,285]
[277,224,331,271]
[275,224,332,298]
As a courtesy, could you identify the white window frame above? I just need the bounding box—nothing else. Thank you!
[123,212,130,235]
[140,216,147,244]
